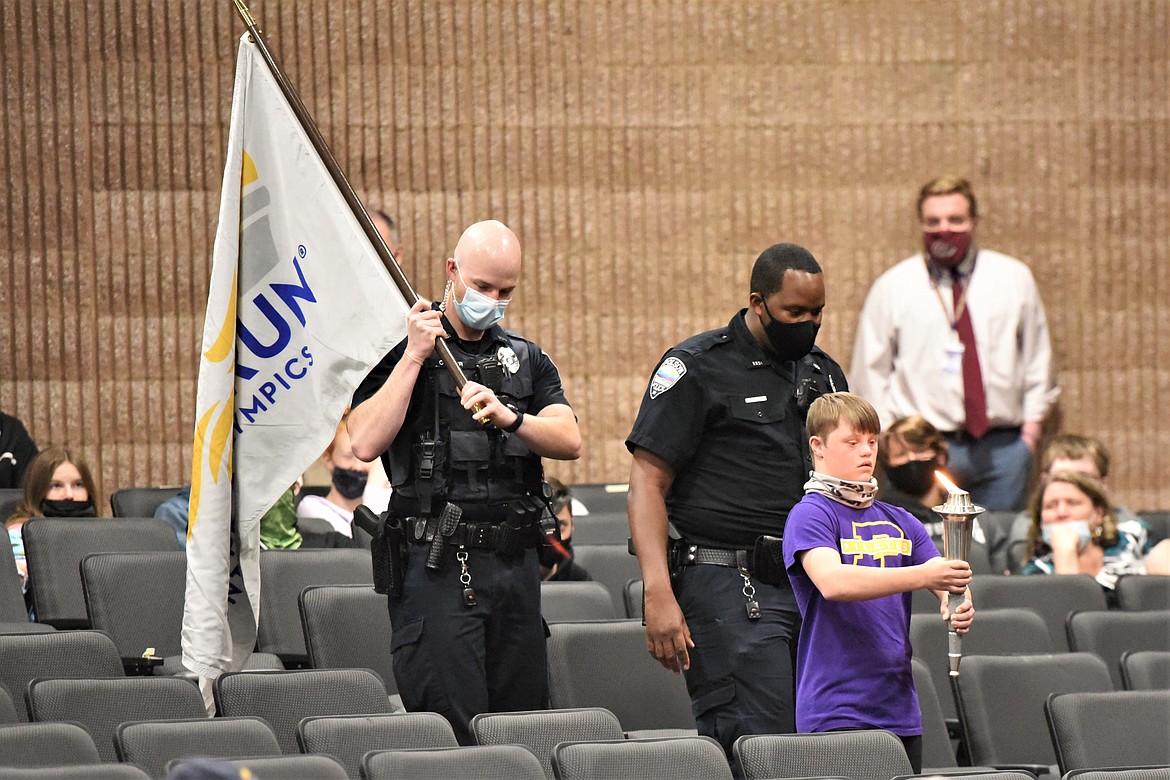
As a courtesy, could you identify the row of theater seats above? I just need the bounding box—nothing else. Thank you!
[2,517,1168,680]
[2,509,1169,777]
[0,657,1168,778]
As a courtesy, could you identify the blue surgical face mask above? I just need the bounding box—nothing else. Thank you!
[1041,520,1093,550]
[452,260,509,331]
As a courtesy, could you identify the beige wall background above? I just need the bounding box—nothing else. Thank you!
[1,0,1166,511]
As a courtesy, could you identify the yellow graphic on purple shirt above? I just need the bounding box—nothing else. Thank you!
[840,520,913,567]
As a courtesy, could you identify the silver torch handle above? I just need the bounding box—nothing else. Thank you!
[947,589,964,676]
[940,514,973,677]
[933,475,983,679]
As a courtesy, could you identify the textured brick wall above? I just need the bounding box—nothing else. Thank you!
[1,1,1166,509]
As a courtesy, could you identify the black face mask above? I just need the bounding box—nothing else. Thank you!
[885,459,939,498]
[761,301,820,363]
[331,467,369,500]
[40,498,96,518]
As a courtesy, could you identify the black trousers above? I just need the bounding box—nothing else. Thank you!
[675,563,801,766]
[387,545,547,744]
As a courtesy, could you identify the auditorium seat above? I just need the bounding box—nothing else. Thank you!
[256,548,372,665]
[1067,610,1170,689]
[567,545,641,618]
[555,736,733,780]
[22,518,180,629]
[541,580,618,622]
[114,716,281,778]
[26,676,208,762]
[213,668,394,754]
[298,584,398,699]
[972,574,1107,651]
[546,620,695,735]
[732,730,911,780]
[109,486,184,519]
[953,653,1113,774]
[297,713,458,780]
[0,631,124,722]
[471,707,624,779]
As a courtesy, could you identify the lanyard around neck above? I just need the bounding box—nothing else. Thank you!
[928,251,977,330]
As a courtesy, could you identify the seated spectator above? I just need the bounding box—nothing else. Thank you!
[260,485,301,550]
[1006,434,1145,572]
[154,484,192,550]
[5,446,99,590]
[1022,471,1170,597]
[878,416,990,554]
[295,413,367,548]
[540,477,591,582]
[0,410,38,489]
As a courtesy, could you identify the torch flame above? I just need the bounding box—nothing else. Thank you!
[935,470,962,493]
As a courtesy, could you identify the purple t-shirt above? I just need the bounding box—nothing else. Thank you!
[783,492,939,736]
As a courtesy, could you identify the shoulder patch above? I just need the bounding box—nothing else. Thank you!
[650,356,687,399]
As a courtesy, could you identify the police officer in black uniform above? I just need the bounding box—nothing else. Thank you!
[626,243,846,765]
[349,220,581,745]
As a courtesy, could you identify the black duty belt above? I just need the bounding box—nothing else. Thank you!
[673,537,790,588]
[677,544,747,568]
[407,516,527,553]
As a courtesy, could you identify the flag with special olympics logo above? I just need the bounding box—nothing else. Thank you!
[182,34,408,683]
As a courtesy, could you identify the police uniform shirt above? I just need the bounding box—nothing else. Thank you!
[352,309,570,509]
[625,310,846,549]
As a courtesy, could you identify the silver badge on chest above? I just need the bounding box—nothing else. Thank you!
[497,345,521,374]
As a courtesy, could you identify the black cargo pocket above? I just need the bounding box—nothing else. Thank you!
[685,618,736,721]
[390,616,423,655]
[691,681,735,722]
[449,430,491,488]
[729,394,786,424]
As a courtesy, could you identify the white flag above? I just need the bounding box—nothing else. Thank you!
[182,34,409,686]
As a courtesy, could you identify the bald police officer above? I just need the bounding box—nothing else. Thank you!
[350,220,581,744]
[627,243,846,763]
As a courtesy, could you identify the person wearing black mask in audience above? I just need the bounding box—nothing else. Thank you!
[5,446,99,592]
[295,410,369,548]
[539,477,591,581]
[627,243,846,769]
[878,415,989,560]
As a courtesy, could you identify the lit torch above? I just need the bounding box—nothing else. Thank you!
[932,471,984,676]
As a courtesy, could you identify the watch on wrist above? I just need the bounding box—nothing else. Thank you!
[501,405,524,433]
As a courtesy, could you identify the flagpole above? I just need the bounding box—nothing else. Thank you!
[230,0,475,392]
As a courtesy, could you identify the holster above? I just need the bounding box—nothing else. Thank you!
[666,537,687,580]
[751,534,788,587]
[357,505,406,599]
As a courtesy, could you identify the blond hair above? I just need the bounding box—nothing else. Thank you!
[917,175,978,220]
[877,415,947,472]
[1026,471,1118,559]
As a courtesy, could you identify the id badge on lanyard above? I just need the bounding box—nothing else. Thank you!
[943,334,964,377]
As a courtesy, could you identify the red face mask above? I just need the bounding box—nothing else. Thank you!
[923,230,972,268]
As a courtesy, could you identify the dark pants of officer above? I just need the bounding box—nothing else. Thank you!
[675,563,800,766]
[387,545,547,745]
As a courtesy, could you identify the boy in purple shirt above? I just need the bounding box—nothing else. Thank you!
[783,392,974,772]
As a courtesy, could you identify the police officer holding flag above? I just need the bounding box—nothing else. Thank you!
[349,219,581,744]
[626,243,846,767]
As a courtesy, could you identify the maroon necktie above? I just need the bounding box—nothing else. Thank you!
[951,270,990,438]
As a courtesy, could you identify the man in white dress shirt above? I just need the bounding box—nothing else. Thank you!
[851,176,1059,511]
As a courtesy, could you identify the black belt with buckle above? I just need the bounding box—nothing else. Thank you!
[678,544,746,568]
[408,517,523,553]
[672,537,790,587]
